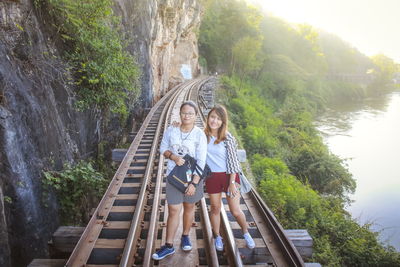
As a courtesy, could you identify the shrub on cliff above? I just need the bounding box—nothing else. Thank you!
[42,161,108,225]
[35,0,140,117]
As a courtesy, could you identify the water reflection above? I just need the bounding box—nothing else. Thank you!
[315,91,400,251]
[315,94,391,137]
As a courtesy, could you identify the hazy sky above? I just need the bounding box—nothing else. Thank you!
[249,0,400,63]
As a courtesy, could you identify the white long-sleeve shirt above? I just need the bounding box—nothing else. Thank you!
[160,126,207,176]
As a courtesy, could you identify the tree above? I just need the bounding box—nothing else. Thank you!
[199,0,262,72]
[231,36,263,83]
[371,54,398,83]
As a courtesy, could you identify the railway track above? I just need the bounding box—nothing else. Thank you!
[66,77,304,267]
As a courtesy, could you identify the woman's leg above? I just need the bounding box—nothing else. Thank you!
[166,204,182,244]
[209,193,223,236]
[226,193,248,234]
[182,202,195,235]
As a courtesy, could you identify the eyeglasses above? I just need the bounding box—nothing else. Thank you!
[180,112,196,117]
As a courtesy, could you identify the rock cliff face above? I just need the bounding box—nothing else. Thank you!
[0,0,202,266]
[113,0,202,103]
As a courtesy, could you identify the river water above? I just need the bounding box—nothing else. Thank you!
[315,91,400,251]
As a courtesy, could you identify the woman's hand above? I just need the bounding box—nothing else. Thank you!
[227,183,239,198]
[171,154,185,166]
[185,183,196,196]
[172,121,181,127]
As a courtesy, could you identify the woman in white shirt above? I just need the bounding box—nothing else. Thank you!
[152,101,207,260]
[204,105,255,251]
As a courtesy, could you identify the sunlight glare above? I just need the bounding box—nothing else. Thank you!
[248,0,400,63]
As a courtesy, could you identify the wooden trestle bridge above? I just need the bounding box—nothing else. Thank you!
[30,77,310,267]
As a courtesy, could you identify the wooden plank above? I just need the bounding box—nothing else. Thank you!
[285,230,313,247]
[112,149,128,162]
[127,166,146,170]
[223,204,248,211]
[95,239,126,249]
[234,238,266,248]
[110,206,135,213]
[139,144,152,147]
[125,173,144,178]
[94,239,148,249]
[120,183,141,187]
[28,259,67,267]
[103,221,131,229]
[136,148,151,152]
[135,159,158,163]
[68,222,105,266]
[53,226,84,236]
[195,239,205,249]
[224,221,256,229]
[51,226,84,253]
[285,230,313,259]
[115,194,139,200]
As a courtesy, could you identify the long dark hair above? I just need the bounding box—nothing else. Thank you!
[204,105,228,144]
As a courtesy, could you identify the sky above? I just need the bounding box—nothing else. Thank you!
[249,0,400,63]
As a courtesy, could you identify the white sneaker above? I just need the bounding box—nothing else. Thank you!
[243,232,255,249]
[215,235,224,251]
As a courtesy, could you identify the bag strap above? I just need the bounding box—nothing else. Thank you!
[194,163,203,176]
[182,154,208,179]
[194,163,211,180]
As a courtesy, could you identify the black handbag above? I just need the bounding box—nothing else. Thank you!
[167,154,211,193]
[167,154,196,193]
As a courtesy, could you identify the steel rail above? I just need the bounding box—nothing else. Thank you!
[65,76,305,267]
[194,77,304,267]
[66,84,182,267]
[191,79,243,267]
[118,86,186,267]
[140,93,177,266]
[135,79,200,266]
[247,189,304,267]
[185,77,220,267]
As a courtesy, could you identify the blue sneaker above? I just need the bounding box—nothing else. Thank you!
[152,245,175,260]
[181,235,192,251]
[215,235,224,251]
[243,232,255,249]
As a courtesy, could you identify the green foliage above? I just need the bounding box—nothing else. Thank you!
[199,0,262,73]
[324,80,367,102]
[42,161,108,225]
[368,54,399,94]
[215,75,400,265]
[292,24,327,74]
[15,23,24,31]
[225,75,355,198]
[282,125,355,199]
[41,0,140,116]
[319,31,373,74]
[198,56,208,69]
[200,0,400,264]
[200,0,398,106]
[223,78,281,158]
[256,158,400,265]
[3,196,13,204]
[232,36,263,79]
[251,154,290,182]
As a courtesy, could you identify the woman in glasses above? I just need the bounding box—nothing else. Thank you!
[205,105,255,251]
[152,101,207,260]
